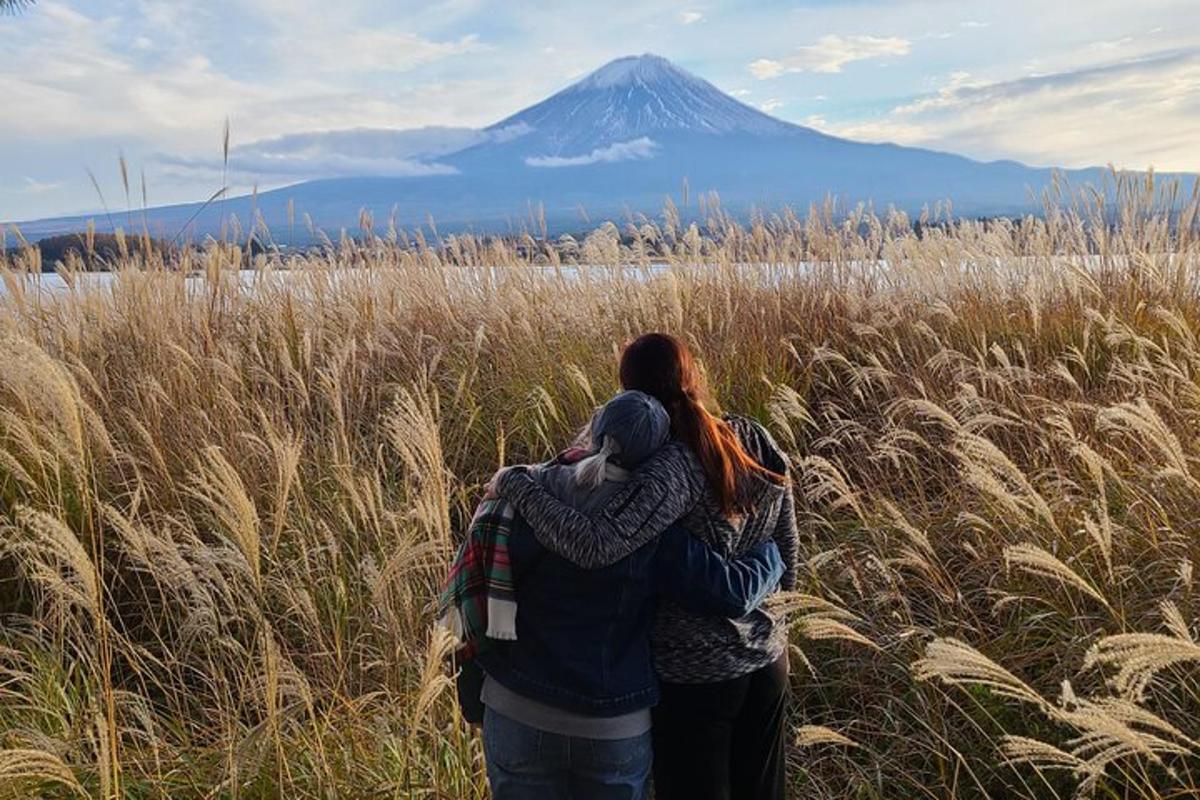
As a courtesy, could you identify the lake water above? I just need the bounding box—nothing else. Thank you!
[0,263,692,298]
[2,272,115,294]
[0,270,272,300]
[4,256,1125,300]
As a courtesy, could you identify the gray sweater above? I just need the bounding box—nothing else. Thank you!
[497,416,799,683]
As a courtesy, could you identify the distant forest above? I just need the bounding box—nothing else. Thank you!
[4,234,174,272]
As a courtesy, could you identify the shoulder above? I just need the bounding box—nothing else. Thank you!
[638,440,706,488]
[532,463,583,505]
[723,415,789,475]
[656,439,705,473]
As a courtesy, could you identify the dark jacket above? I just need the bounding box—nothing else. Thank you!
[476,514,783,716]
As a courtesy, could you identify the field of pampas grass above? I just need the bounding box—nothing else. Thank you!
[3,176,1200,799]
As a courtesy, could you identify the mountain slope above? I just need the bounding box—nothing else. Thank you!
[11,54,1192,242]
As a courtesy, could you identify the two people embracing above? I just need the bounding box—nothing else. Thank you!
[439,332,798,800]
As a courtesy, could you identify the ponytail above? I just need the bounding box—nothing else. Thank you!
[669,391,781,517]
[574,435,620,489]
[619,332,784,517]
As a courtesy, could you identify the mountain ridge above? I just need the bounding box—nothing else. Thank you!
[9,54,1193,241]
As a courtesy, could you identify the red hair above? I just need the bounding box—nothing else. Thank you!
[618,333,782,516]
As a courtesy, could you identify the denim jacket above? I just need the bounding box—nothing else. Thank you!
[477,514,782,716]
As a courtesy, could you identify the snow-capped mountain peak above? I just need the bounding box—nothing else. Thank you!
[484,54,798,154]
[570,53,696,91]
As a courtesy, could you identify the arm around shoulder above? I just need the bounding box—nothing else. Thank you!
[654,526,785,617]
[495,442,706,569]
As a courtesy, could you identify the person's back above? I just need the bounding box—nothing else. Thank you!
[477,390,785,800]
[651,415,793,682]
[479,390,669,715]
[483,514,662,712]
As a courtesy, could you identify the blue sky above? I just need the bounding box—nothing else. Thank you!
[3,0,1198,221]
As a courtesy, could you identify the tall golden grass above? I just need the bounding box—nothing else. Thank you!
[2,175,1200,798]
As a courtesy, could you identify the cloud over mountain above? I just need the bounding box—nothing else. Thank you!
[525,137,660,167]
[155,124,534,183]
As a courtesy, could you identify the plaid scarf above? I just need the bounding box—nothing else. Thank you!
[437,498,518,660]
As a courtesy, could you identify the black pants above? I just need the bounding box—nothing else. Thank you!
[651,654,789,800]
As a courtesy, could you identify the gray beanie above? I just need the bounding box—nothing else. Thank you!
[590,390,671,467]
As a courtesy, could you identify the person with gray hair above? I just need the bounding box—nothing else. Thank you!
[474,389,786,800]
[535,389,672,501]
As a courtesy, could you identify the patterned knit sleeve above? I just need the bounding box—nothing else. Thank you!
[494,441,706,569]
[773,480,800,591]
[727,414,800,590]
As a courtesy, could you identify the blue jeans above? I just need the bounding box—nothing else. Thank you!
[483,707,652,800]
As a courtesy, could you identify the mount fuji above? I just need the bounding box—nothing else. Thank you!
[11,54,1188,242]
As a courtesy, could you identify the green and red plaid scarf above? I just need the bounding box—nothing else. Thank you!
[437,498,518,660]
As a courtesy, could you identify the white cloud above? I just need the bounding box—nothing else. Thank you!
[749,35,912,78]
[159,155,459,186]
[680,10,704,25]
[760,98,784,112]
[961,20,991,29]
[0,3,494,146]
[241,127,484,162]
[155,124,533,183]
[235,0,485,75]
[158,128,469,182]
[278,30,484,75]
[813,49,1200,171]
[0,8,545,216]
[22,178,63,194]
[525,137,659,168]
[730,88,752,97]
[1089,36,1135,51]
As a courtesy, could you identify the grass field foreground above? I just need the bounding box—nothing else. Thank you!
[3,179,1200,798]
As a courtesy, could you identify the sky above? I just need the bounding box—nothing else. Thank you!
[2,0,1199,221]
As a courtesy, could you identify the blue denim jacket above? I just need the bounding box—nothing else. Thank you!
[477,514,783,716]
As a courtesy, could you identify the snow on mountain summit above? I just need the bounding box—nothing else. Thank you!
[484,54,798,154]
[570,53,695,90]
